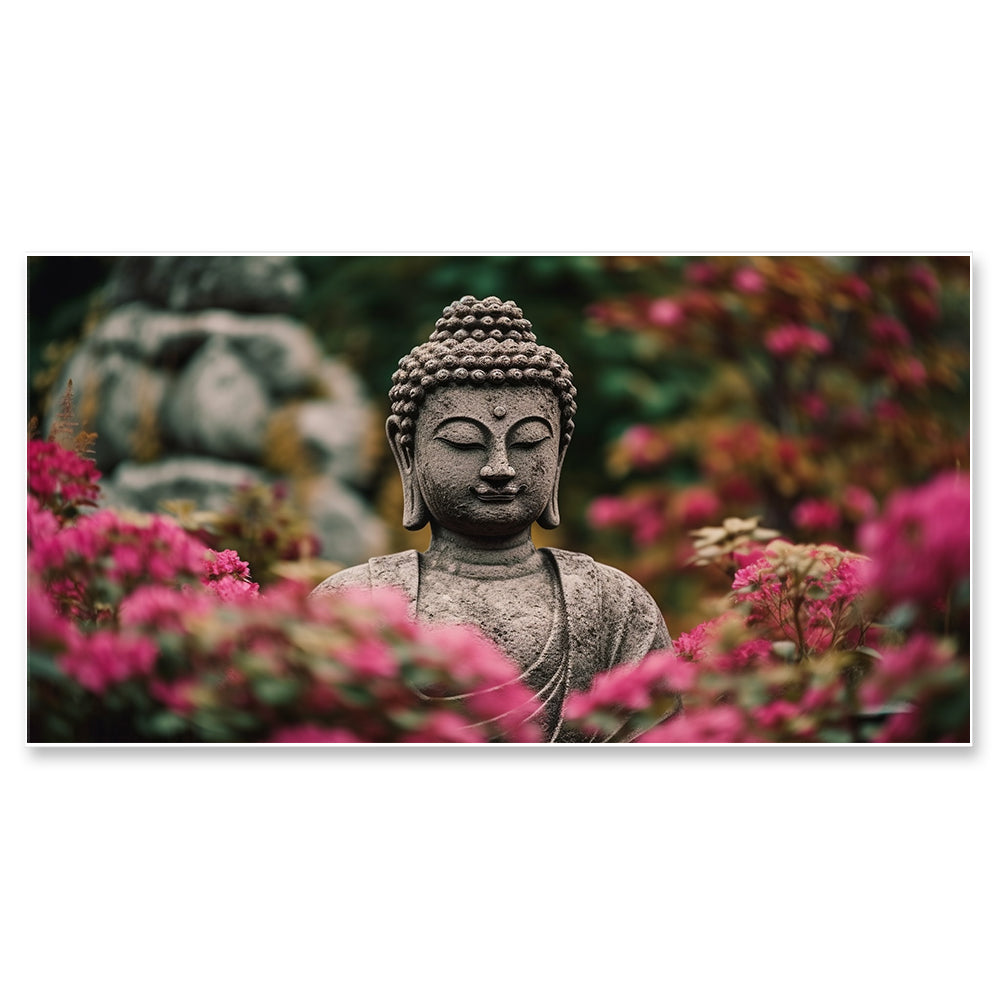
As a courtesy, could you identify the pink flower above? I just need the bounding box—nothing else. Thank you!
[638,705,746,743]
[204,574,260,601]
[336,637,398,679]
[333,586,418,637]
[872,398,905,422]
[752,700,801,728]
[792,498,842,534]
[732,555,769,591]
[674,487,721,528]
[204,549,252,577]
[869,315,911,347]
[733,267,766,294]
[404,710,487,743]
[28,582,75,650]
[838,275,872,302]
[799,393,828,421]
[860,633,956,708]
[565,650,688,719]
[684,262,720,286]
[631,504,666,546]
[149,678,199,713]
[58,629,158,692]
[647,298,684,328]
[908,264,940,296]
[843,486,877,521]
[27,495,61,544]
[588,496,630,529]
[28,440,101,515]
[764,325,832,359]
[120,584,213,629]
[888,356,928,390]
[879,633,953,682]
[726,638,772,670]
[620,425,672,470]
[673,622,710,661]
[858,471,969,610]
[871,709,921,743]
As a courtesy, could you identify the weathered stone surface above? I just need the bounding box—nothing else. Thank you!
[88,304,321,395]
[45,256,388,575]
[104,256,305,314]
[295,398,372,486]
[161,340,271,461]
[311,294,674,742]
[100,456,268,513]
[45,349,169,472]
[306,478,389,567]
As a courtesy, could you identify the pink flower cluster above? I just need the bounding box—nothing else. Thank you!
[201,549,260,601]
[562,649,689,739]
[617,424,673,470]
[29,503,211,621]
[732,544,869,656]
[647,298,684,328]
[764,325,832,359]
[869,314,911,347]
[792,498,842,534]
[28,439,101,517]
[638,705,746,743]
[858,470,969,610]
[588,494,666,546]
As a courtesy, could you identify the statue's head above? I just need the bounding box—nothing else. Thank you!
[387,295,577,535]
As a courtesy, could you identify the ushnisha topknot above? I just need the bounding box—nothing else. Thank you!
[389,294,577,450]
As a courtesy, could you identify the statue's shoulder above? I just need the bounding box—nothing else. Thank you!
[542,547,653,600]
[309,562,372,598]
[309,550,420,602]
[543,547,670,651]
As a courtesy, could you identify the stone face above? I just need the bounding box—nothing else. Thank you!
[311,294,674,742]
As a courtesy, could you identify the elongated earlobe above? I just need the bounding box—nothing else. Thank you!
[386,416,429,531]
[537,446,567,530]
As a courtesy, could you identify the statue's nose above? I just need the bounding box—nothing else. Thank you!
[480,462,516,482]
[480,442,515,482]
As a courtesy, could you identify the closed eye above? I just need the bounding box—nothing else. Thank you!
[436,437,484,451]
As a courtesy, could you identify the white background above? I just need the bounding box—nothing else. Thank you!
[5,3,994,998]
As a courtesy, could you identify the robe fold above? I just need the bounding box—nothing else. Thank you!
[312,548,673,741]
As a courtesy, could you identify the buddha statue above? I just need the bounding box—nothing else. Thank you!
[312,295,672,740]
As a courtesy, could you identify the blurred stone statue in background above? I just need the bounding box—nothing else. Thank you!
[44,256,386,567]
[312,295,672,740]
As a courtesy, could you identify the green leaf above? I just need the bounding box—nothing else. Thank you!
[251,676,301,706]
[28,650,64,683]
[144,711,189,739]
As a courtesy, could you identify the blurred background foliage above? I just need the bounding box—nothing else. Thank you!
[28,255,970,636]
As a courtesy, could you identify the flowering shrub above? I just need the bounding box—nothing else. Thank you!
[564,471,970,743]
[27,436,969,744]
[28,439,541,743]
[28,438,101,521]
[583,256,969,634]
[163,480,331,587]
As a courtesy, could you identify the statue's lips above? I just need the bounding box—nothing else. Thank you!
[472,485,526,502]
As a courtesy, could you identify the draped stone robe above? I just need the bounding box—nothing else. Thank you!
[312,547,672,741]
